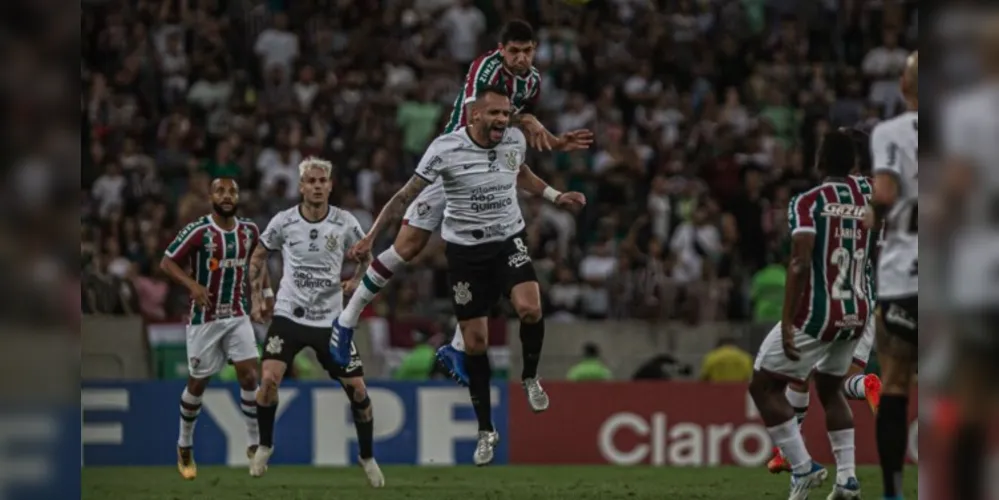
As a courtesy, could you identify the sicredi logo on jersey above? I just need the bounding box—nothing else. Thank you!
[821,203,866,220]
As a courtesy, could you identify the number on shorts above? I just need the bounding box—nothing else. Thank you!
[514,237,528,253]
[831,247,867,300]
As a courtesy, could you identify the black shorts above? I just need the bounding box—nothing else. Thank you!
[262,316,364,378]
[876,296,918,361]
[446,230,537,320]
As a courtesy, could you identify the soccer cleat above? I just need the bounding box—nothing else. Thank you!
[789,461,828,500]
[359,456,385,487]
[435,345,469,387]
[249,445,273,477]
[473,430,500,466]
[767,447,791,474]
[826,477,861,499]
[177,446,197,480]
[864,373,882,414]
[522,377,550,413]
[247,445,258,460]
[329,318,354,368]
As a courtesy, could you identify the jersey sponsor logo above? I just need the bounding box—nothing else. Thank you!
[470,184,515,212]
[288,241,301,247]
[821,203,867,220]
[453,281,472,305]
[215,304,234,317]
[425,155,444,174]
[208,257,247,271]
[885,303,917,330]
[291,267,338,290]
[508,236,531,268]
[265,336,283,354]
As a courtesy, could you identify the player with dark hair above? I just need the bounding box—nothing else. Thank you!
[341,86,585,465]
[750,130,878,499]
[331,20,592,411]
[158,177,262,480]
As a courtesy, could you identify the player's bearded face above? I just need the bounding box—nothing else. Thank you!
[210,179,240,217]
[300,169,332,206]
[476,99,511,146]
[501,41,535,74]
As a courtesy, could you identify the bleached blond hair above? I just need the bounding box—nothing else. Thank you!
[298,156,333,179]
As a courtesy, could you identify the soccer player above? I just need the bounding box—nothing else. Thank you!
[159,177,261,480]
[330,19,592,408]
[246,157,384,486]
[767,128,883,475]
[867,52,918,500]
[750,130,878,500]
[345,86,584,465]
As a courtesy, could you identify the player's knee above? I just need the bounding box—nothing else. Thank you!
[464,331,488,354]
[258,369,282,401]
[236,368,258,390]
[514,302,543,324]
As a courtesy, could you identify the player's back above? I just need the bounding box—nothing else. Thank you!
[789,181,876,341]
[871,110,918,299]
[443,50,541,133]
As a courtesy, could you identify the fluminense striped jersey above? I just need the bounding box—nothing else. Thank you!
[847,175,879,301]
[443,49,542,133]
[165,215,260,325]
[788,180,877,341]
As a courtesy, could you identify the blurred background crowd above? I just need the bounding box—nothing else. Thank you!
[79,0,917,350]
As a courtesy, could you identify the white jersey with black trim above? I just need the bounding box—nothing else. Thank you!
[942,85,999,307]
[413,126,528,245]
[870,110,919,299]
[260,205,365,327]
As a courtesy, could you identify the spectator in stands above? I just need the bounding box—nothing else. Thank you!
[566,343,612,382]
[699,338,753,383]
[632,352,692,381]
[750,253,786,324]
[393,328,437,381]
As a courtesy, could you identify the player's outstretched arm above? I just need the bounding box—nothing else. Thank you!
[517,164,586,211]
[349,175,430,259]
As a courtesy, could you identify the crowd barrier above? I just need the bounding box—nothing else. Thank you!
[81,381,916,467]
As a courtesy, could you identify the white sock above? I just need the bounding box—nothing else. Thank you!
[767,418,813,474]
[240,388,260,447]
[828,428,856,483]
[785,387,810,426]
[450,324,465,352]
[842,374,866,400]
[341,246,407,328]
[178,388,202,447]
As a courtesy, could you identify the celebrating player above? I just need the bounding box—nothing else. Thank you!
[867,52,918,500]
[750,130,878,500]
[345,86,584,465]
[159,177,262,480]
[246,157,384,486]
[767,128,883,475]
[330,20,592,407]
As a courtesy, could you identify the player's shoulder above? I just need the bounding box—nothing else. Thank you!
[330,205,360,227]
[871,111,918,140]
[178,216,212,235]
[502,126,527,145]
[236,216,259,230]
[472,50,504,76]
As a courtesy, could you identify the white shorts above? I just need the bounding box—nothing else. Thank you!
[402,180,445,232]
[186,316,259,379]
[754,322,861,382]
[851,319,875,368]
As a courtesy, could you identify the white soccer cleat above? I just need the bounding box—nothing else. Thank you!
[249,445,273,477]
[359,456,385,487]
[826,477,861,499]
[789,462,828,500]
[473,430,500,466]
[522,377,549,413]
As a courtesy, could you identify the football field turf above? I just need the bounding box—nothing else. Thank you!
[82,465,918,499]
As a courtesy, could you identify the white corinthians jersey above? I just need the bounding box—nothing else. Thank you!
[414,127,528,245]
[942,86,999,307]
[871,110,919,299]
[260,205,364,327]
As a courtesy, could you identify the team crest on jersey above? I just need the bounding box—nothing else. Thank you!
[416,201,431,216]
[505,150,520,170]
[189,357,200,368]
[325,232,338,251]
[203,233,218,253]
[453,281,472,305]
[265,336,284,354]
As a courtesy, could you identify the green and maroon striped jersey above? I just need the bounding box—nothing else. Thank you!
[787,180,877,341]
[164,215,260,325]
[847,175,879,302]
[443,49,542,133]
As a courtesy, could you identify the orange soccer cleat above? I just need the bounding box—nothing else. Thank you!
[767,446,791,474]
[863,373,882,414]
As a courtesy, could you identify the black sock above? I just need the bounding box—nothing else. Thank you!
[258,401,278,448]
[520,320,544,380]
[355,419,374,459]
[953,421,986,500]
[875,394,908,497]
[466,353,494,432]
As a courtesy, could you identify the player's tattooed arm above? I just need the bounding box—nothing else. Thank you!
[368,175,430,239]
[248,244,271,297]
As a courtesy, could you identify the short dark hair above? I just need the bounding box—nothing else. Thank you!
[816,130,856,177]
[475,84,510,102]
[500,20,534,45]
[211,176,239,188]
[840,127,872,175]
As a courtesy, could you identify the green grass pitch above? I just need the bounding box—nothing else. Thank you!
[82,465,918,499]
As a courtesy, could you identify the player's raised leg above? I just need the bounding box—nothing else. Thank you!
[339,376,384,487]
[509,277,549,412]
[843,319,881,413]
[436,325,469,386]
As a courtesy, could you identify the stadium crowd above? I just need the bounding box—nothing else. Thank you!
[81,0,917,326]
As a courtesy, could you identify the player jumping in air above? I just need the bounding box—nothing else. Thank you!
[159,177,262,480]
[867,52,918,500]
[750,130,878,500]
[330,20,592,410]
[345,85,585,465]
[767,127,883,475]
[247,157,384,486]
